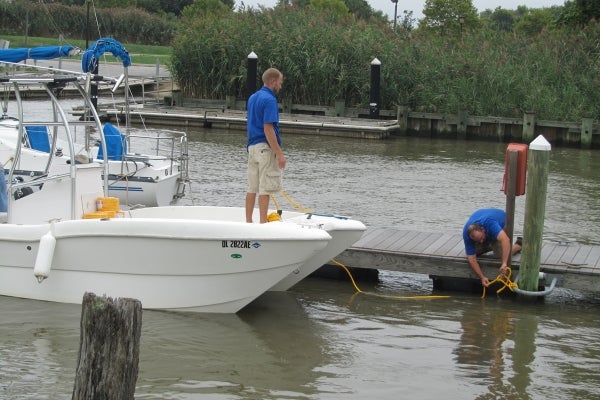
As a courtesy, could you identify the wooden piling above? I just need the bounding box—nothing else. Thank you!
[581,117,593,148]
[72,293,142,400]
[457,109,468,139]
[522,111,536,142]
[397,105,408,134]
[519,135,551,292]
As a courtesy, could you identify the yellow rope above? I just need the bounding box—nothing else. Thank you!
[269,193,281,210]
[481,267,519,298]
[330,259,450,300]
[280,190,314,213]
[269,190,313,221]
[270,191,447,300]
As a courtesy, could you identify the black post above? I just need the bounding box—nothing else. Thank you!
[369,58,381,119]
[246,51,258,110]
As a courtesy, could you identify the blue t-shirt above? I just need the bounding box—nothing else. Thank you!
[462,208,506,256]
[246,86,281,148]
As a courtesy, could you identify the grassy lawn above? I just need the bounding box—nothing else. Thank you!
[1,35,171,65]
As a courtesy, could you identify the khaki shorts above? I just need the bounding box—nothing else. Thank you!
[247,142,282,195]
[476,241,501,258]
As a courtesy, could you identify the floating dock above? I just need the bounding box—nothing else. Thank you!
[334,228,600,293]
[100,103,598,147]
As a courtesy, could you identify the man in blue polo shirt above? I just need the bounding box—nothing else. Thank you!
[463,208,522,287]
[245,68,285,223]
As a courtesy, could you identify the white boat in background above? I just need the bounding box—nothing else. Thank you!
[0,38,189,207]
[0,73,331,313]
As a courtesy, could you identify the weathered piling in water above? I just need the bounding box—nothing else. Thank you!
[72,293,142,400]
[519,136,551,292]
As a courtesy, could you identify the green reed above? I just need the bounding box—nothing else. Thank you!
[171,7,599,121]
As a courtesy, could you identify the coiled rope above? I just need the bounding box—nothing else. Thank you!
[481,267,519,298]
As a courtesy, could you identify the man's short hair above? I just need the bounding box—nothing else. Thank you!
[262,68,281,84]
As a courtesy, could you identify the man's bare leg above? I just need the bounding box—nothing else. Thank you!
[245,192,256,223]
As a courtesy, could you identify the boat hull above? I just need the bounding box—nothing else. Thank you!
[128,206,366,291]
[0,218,330,313]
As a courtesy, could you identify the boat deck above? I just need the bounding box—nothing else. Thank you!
[336,228,600,292]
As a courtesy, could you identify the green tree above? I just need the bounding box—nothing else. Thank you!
[421,0,479,32]
[487,7,515,32]
[514,8,555,35]
[182,0,231,19]
[559,0,600,27]
[344,0,375,19]
[94,0,137,7]
[309,0,349,19]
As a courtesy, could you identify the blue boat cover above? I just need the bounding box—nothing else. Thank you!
[0,170,7,213]
[98,122,127,161]
[0,45,78,63]
[25,126,51,153]
[82,38,131,73]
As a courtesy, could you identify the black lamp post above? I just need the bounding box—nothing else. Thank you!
[391,0,398,30]
[459,15,465,37]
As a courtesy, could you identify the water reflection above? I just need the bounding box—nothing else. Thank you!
[453,301,537,399]
[136,291,329,399]
[0,297,80,400]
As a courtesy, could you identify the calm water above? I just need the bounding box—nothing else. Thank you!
[2,100,600,399]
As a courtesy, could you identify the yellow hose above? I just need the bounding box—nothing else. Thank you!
[330,259,450,300]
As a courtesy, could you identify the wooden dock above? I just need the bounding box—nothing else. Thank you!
[98,106,398,139]
[335,228,600,293]
[112,104,598,147]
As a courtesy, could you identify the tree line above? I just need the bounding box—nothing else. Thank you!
[1,0,598,121]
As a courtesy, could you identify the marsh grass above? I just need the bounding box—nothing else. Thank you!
[171,8,599,121]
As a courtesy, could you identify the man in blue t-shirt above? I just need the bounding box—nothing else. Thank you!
[245,68,285,224]
[463,208,522,287]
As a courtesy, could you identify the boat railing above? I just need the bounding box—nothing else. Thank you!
[125,129,188,172]
[3,73,109,223]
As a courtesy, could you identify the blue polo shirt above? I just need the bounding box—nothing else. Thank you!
[462,208,506,256]
[247,86,281,148]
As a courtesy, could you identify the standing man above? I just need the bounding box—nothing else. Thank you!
[463,208,522,287]
[245,68,285,223]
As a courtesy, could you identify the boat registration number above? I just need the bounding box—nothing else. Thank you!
[222,240,253,249]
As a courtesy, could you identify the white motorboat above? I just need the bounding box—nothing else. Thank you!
[0,39,189,207]
[129,206,367,291]
[0,73,331,313]
[0,116,187,207]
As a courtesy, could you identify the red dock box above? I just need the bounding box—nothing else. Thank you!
[503,143,528,196]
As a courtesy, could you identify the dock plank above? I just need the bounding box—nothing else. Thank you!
[422,233,456,255]
[544,241,570,265]
[585,247,600,269]
[377,229,414,250]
